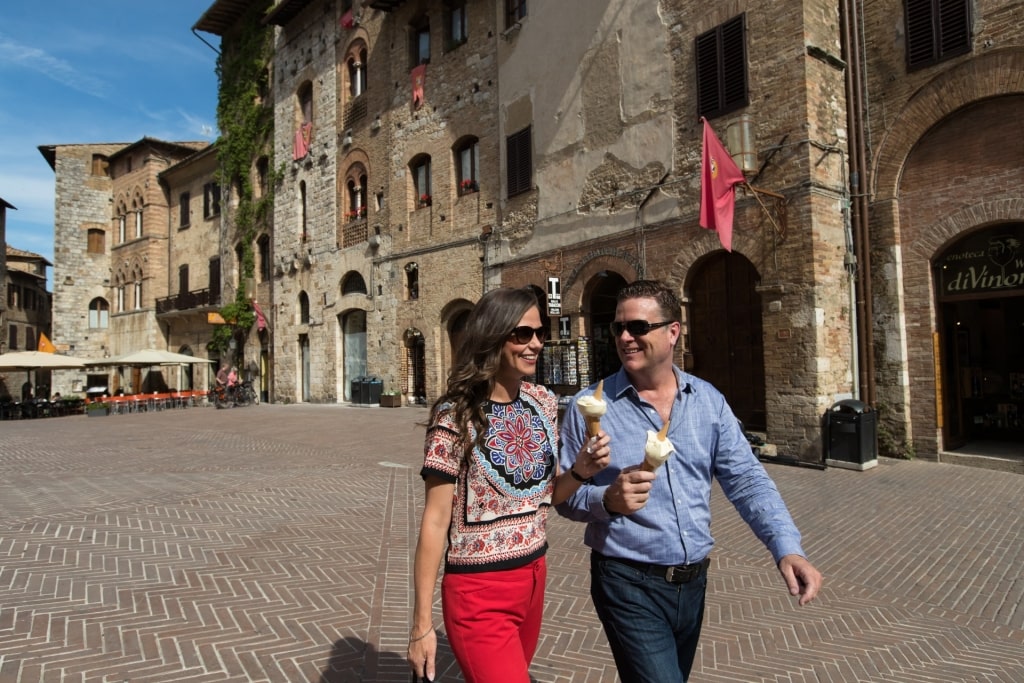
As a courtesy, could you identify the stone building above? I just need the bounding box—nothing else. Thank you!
[42,139,209,396]
[861,0,1024,458]
[0,245,52,398]
[195,0,501,405]
[173,0,1024,461]
[156,144,224,393]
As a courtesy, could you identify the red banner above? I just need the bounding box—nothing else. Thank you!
[699,118,746,252]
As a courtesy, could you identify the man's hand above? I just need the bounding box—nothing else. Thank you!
[778,554,823,606]
[603,467,655,514]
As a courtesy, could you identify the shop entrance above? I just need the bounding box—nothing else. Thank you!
[936,224,1024,451]
[688,252,766,431]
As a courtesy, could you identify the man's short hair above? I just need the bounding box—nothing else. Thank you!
[617,279,682,323]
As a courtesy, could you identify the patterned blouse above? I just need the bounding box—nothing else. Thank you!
[421,381,559,574]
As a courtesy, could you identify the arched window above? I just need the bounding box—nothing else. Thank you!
[341,271,368,295]
[133,195,144,238]
[344,163,368,221]
[410,154,432,207]
[298,81,314,126]
[258,235,271,281]
[298,291,311,324]
[294,81,314,160]
[116,201,128,243]
[88,298,110,328]
[410,14,431,67]
[348,47,367,97]
[454,136,480,194]
[235,242,245,286]
[300,180,308,243]
[404,262,419,300]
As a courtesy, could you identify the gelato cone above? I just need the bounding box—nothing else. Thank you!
[641,420,674,472]
[577,380,606,438]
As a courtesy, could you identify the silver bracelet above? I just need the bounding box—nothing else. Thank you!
[409,624,434,642]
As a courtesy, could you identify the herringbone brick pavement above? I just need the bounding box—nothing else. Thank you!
[0,404,1020,682]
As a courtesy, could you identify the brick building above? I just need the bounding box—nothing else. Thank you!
[42,139,209,396]
[41,1,1021,461]
[0,245,53,398]
[189,0,1021,459]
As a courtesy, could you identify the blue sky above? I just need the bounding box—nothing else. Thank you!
[0,1,220,274]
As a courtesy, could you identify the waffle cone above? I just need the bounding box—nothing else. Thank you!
[585,417,602,438]
[640,457,662,473]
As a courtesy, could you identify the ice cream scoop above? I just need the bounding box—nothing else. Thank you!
[641,420,674,472]
[576,379,606,438]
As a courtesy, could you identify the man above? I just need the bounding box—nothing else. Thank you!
[557,280,822,682]
[216,362,229,387]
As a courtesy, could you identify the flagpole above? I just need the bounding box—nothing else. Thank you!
[742,183,787,242]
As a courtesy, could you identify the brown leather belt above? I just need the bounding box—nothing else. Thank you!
[595,552,710,584]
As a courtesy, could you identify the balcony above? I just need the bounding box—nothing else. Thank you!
[340,218,368,249]
[155,288,220,315]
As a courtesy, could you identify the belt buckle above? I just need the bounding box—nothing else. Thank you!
[665,565,685,583]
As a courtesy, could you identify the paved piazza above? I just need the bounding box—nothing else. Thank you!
[0,404,1021,682]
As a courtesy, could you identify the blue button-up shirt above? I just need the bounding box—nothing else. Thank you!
[556,366,805,566]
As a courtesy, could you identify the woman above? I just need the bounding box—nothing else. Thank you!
[407,287,610,682]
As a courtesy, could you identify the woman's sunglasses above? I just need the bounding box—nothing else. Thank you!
[610,320,673,337]
[508,326,549,344]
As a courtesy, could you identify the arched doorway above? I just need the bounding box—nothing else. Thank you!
[586,272,628,380]
[177,345,195,390]
[936,224,1024,450]
[688,252,766,430]
[340,309,367,402]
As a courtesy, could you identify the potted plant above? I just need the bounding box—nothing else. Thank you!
[85,400,109,417]
[380,391,403,408]
[460,179,478,194]
[419,193,432,207]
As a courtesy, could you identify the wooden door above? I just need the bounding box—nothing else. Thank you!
[689,253,766,430]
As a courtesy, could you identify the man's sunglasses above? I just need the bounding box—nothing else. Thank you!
[508,326,550,344]
[610,320,674,337]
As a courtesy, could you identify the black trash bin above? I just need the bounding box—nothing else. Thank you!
[351,377,367,404]
[823,399,878,470]
[366,377,382,405]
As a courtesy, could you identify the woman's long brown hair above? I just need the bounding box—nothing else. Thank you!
[430,287,540,456]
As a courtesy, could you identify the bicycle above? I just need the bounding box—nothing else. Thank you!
[211,381,259,408]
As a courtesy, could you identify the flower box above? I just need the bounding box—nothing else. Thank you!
[380,394,403,408]
[86,401,109,417]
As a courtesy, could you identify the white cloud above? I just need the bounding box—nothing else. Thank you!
[0,33,110,99]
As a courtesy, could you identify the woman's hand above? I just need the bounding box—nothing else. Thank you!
[570,432,611,481]
[407,624,437,681]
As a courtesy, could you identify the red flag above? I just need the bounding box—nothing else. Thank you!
[699,117,746,252]
[252,300,268,332]
[340,9,355,28]
[411,64,426,109]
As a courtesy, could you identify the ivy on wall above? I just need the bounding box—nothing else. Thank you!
[209,2,277,354]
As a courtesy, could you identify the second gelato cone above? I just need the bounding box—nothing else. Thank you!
[641,420,674,472]
[577,379,606,438]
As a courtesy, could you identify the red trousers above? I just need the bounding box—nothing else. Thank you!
[442,557,547,683]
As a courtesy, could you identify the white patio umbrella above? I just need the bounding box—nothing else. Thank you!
[0,351,91,370]
[87,349,215,367]
[0,351,91,400]
[86,349,215,393]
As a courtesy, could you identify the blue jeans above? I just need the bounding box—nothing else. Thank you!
[590,553,708,682]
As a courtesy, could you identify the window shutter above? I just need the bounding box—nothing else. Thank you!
[937,0,971,58]
[695,14,748,119]
[695,31,720,116]
[905,0,971,71]
[720,16,747,111]
[507,126,532,197]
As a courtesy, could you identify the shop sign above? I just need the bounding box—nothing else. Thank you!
[937,224,1024,298]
